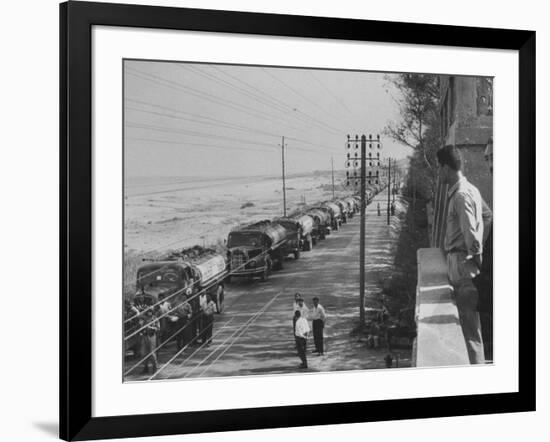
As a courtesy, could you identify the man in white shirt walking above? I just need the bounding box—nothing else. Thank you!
[294,310,310,369]
[310,296,326,355]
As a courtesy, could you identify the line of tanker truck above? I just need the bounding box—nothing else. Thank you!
[129,183,385,314]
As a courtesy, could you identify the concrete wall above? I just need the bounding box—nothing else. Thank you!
[414,248,470,367]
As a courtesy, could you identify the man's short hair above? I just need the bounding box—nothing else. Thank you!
[313,296,319,301]
[436,145,462,171]
[295,310,301,317]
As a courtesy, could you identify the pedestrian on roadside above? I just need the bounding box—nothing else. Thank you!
[310,296,326,355]
[196,290,208,344]
[139,309,159,374]
[294,310,310,369]
[157,292,172,343]
[174,293,193,350]
[292,293,301,351]
[202,294,217,346]
[294,296,309,320]
[437,145,492,364]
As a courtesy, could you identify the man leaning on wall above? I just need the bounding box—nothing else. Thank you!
[436,145,493,364]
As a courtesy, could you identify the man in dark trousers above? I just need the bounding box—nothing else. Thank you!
[294,310,310,369]
[437,145,492,364]
[474,136,494,361]
[310,296,326,355]
[201,294,217,346]
[174,293,193,350]
[139,309,159,374]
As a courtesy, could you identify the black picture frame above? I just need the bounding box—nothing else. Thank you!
[60,1,536,440]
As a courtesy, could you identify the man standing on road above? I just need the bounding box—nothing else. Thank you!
[294,296,309,321]
[139,309,159,374]
[292,293,308,353]
[201,294,217,346]
[196,290,208,344]
[294,310,310,369]
[174,293,193,350]
[437,145,492,364]
[157,292,172,343]
[310,296,326,355]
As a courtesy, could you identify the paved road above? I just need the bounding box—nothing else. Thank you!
[125,187,411,381]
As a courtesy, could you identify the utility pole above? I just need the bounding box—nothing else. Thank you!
[392,161,397,203]
[359,135,367,324]
[331,156,335,199]
[346,134,381,325]
[412,168,416,227]
[281,136,287,217]
[387,157,392,225]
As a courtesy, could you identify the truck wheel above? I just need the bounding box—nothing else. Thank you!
[294,249,300,260]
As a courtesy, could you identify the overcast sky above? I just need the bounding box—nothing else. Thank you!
[124,60,411,178]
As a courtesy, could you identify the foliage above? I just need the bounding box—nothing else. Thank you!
[382,198,430,313]
[384,73,442,199]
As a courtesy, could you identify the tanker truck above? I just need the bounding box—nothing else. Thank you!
[322,202,342,231]
[343,196,358,218]
[226,220,288,281]
[334,199,350,224]
[273,214,315,257]
[135,246,228,314]
[126,246,228,354]
[306,208,331,243]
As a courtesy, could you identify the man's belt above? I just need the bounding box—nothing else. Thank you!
[446,248,467,254]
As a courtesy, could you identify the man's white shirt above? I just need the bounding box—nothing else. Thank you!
[310,304,326,322]
[295,317,310,338]
[293,302,309,319]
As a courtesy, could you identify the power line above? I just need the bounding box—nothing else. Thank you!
[126,121,277,148]
[126,100,338,153]
[126,68,307,134]
[186,65,343,137]
[307,71,356,117]
[261,68,345,134]
[127,135,331,157]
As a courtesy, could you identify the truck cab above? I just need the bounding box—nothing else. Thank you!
[227,221,288,281]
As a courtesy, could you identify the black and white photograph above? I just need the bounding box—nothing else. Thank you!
[122,60,494,381]
[1,0,542,440]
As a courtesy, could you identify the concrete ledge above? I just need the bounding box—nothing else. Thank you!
[414,248,469,367]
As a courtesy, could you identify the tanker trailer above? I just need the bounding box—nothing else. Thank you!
[334,199,350,223]
[295,214,314,251]
[130,247,228,351]
[226,220,288,281]
[322,202,342,231]
[273,214,314,257]
[343,196,357,217]
[307,208,331,241]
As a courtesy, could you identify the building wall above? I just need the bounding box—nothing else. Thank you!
[440,75,493,208]
[431,75,493,248]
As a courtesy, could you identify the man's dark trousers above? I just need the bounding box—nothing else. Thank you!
[296,336,307,368]
[312,319,324,354]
